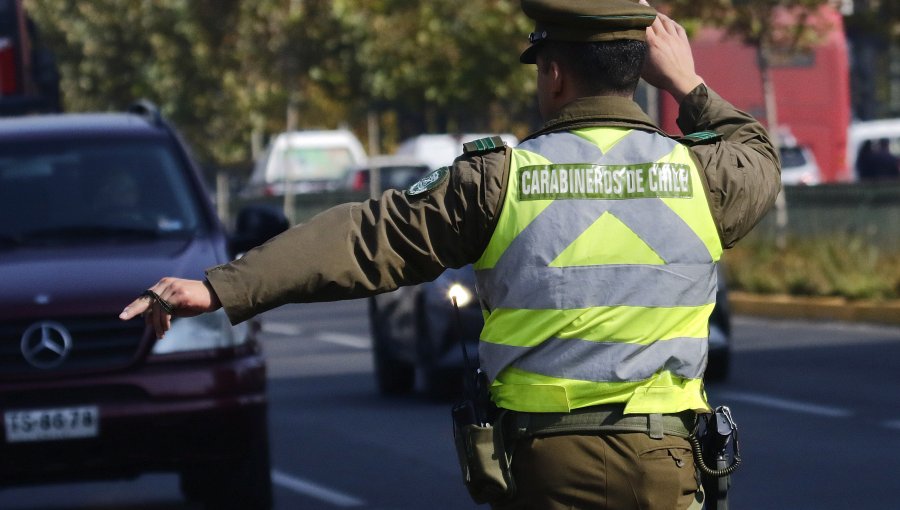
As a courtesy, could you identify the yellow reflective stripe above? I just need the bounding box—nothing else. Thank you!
[661,145,723,258]
[480,304,715,347]
[549,212,666,266]
[571,126,633,153]
[624,376,709,414]
[492,369,708,413]
[475,148,551,270]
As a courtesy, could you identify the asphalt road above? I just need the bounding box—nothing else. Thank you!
[1,299,899,509]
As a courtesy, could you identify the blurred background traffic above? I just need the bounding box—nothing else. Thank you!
[1,0,899,509]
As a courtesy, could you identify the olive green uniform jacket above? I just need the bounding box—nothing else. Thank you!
[206,84,781,325]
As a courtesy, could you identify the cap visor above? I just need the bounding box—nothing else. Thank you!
[520,44,538,64]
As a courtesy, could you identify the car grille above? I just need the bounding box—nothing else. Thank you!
[0,317,146,378]
[0,385,147,407]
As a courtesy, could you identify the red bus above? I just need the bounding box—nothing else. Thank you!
[657,5,851,182]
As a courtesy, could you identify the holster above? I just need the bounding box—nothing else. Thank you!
[452,403,515,504]
[691,406,741,510]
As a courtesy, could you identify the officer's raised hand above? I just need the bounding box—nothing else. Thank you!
[119,278,221,339]
[640,6,704,103]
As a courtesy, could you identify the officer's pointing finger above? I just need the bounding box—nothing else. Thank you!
[119,297,151,321]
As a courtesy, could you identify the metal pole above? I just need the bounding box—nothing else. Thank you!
[216,170,230,225]
[282,138,295,225]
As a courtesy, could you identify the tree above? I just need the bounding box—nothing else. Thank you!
[335,0,535,147]
[666,0,834,136]
[24,0,539,168]
[664,0,833,248]
[25,0,249,165]
[844,0,900,119]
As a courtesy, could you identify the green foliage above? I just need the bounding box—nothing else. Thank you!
[724,236,900,300]
[24,0,535,168]
[664,0,835,49]
[334,0,534,134]
[844,0,900,40]
[26,0,248,164]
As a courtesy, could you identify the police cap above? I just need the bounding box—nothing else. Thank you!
[519,0,658,64]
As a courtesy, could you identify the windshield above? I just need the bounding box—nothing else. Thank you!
[264,146,357,182]
[0,138,205,245]
[779,146,808,169]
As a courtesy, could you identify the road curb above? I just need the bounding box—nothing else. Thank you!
[730,291,900,326]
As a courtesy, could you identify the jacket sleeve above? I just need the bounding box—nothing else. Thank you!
[676,84,782,248]
[205,149,509,324]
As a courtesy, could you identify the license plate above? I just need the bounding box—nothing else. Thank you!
[4,406,99,443]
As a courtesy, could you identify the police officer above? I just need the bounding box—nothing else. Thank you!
[122,1,780,508]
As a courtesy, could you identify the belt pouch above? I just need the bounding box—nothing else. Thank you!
[452,405,515,504]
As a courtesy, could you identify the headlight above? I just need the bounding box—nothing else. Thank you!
[447,283,473,307]
[151,309,249,355]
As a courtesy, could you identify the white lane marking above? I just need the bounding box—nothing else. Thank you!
[881,420,900,431]
[260,324,370,349]
[261,321,303,336]
[717,391,854,418]
[317,332,370,349]
[272,469,365,507]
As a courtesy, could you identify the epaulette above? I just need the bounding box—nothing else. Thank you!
[677,131,723,146]
[462,136,506,154]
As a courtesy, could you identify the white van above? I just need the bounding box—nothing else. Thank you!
[847,118,900,181]
[778,128,821,186]
[244,130,367,197]
[395,133,519,170]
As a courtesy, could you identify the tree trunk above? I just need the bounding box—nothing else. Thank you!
[759,42,788,250]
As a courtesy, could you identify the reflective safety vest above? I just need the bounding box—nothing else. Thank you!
[473,127,723,414]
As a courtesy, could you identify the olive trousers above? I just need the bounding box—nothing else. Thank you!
[492,432,704,510]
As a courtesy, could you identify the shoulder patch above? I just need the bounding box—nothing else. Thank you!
[462,136,506,154]
[406,166,450,197]
[677,131,723,146]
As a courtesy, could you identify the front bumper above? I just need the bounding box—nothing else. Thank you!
[0,348,267,485]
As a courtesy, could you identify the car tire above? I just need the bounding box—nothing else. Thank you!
[373,343,416,395]
[178,469,205,503]
[414,294,465,401]
[179,414,274,510]
[369,299,415,395]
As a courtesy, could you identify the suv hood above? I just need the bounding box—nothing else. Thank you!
[0,237,224,321]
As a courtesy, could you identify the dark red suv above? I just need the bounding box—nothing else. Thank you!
[0,103,286,508]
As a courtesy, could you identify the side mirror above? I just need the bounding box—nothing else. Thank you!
[229,204,289,257]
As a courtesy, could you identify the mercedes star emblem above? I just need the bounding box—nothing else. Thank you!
[20,321,73,369]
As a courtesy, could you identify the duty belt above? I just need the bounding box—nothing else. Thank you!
[506,404,696,440]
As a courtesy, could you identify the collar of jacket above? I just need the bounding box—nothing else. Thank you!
[524,95,665,142]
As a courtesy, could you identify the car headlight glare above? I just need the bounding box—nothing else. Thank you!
[151,309,249,355]
[447,283,473,307]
